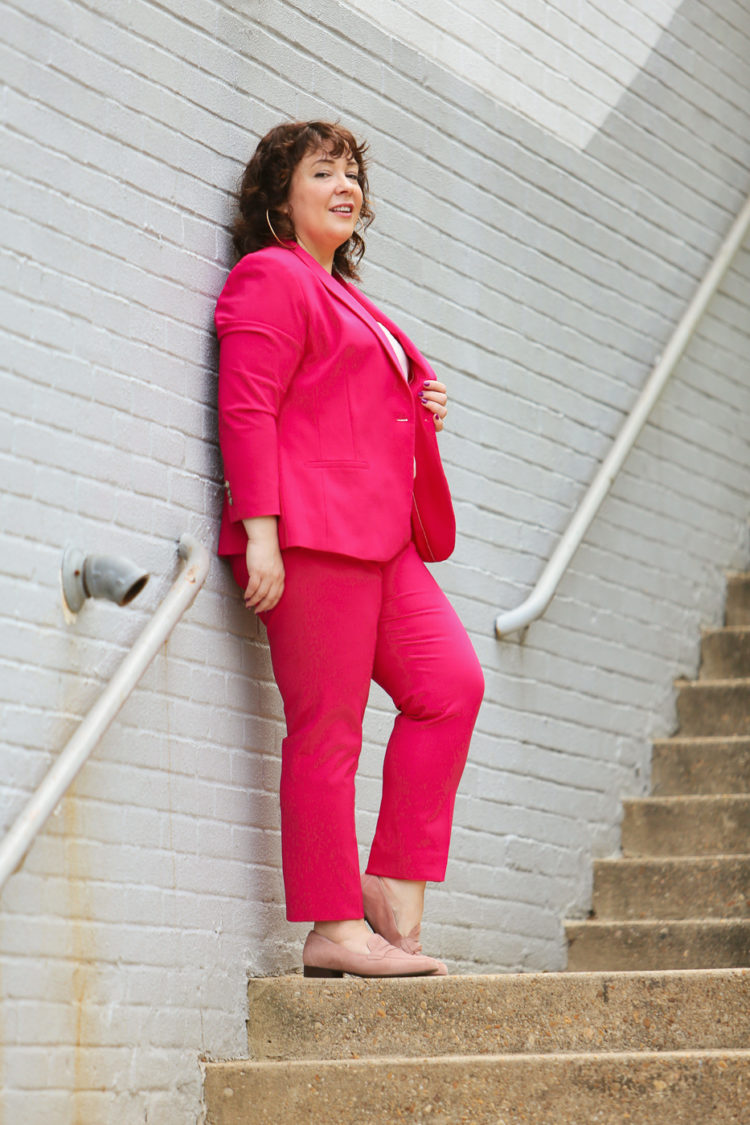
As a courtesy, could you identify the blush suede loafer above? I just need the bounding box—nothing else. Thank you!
[302,931,445,979]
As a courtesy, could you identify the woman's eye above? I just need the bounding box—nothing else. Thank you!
[346,172,359,181]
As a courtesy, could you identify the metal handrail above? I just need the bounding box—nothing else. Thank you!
[0,534,210,894]
[495,193,750,639]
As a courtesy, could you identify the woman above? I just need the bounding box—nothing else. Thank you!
[216,121,484,978]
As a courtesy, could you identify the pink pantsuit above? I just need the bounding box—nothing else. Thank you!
[217,242,483,921]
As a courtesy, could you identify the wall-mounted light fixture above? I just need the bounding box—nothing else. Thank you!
[61,545,149,615]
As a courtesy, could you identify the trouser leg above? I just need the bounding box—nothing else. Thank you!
[261,548,381,922]
[367,543,484,880]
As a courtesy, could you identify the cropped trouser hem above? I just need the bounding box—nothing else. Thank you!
[237,542,484,922]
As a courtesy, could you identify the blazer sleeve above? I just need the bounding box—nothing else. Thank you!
[216,253,307,521]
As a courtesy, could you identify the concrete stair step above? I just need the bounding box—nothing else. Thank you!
[676,679,750,736]
[205,1049,750,1124]
[591,856,750,919]
[726,573,750,627]
[700,628,750,680]
[242,969,750,1060]
[622,794,750,856]
[651,737,750,795]
[565,920,750,971]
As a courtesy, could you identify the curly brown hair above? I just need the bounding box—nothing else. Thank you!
[232,121,374,279]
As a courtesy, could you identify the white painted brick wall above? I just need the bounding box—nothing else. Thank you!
[1,0,749,1120]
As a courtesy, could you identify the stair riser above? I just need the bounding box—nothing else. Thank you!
[700,632,750,680]
[244,971,750,1060]
[622,799,750,856]
[592,859,750,919]
[593,859,750,922]
[205,1053,750,1125]
[726,578,750,627]
[651,740,750,796]
[565,922,750,972]
[676,684,750,736]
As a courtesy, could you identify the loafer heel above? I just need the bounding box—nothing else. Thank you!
[303,964,343,979]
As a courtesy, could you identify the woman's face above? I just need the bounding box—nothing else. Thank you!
[284,145,363,271]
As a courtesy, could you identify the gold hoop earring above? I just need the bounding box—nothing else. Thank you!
[266,209,285,246]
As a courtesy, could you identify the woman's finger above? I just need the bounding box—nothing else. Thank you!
[253,585,284,614]
[245,572,268,607]
[244,575,262,605]
[245,570,284,613]
[419,394,448,431]
[247,580,272,610]
[420,380,448,430]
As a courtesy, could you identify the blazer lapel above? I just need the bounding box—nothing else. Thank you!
[288,243,417,384]
[340,282,432,381]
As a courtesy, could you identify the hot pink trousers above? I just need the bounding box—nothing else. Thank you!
[233,541,484,921]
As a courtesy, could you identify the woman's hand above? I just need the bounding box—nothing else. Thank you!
[242,516,285,614]
[419,380,448,432]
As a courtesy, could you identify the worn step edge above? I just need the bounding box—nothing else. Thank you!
[244,969,749,1060]
[623,794,750,809]
[654,734,750,747]
[676,677,750,687]
[591,856,750,919]
[565,919,750,972]
[653,734,750,744]
[205,1050,750,1125]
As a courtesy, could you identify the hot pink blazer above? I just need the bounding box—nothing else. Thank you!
[215,241,454,563]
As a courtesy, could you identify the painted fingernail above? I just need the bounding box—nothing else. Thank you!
[423,381,430,388]
[419,393,427,402]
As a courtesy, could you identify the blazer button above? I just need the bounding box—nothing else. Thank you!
[224,479,233,506]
